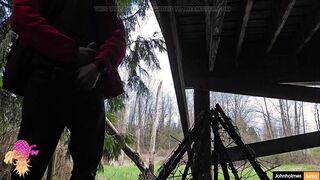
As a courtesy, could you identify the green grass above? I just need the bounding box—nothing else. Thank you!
[97,164,142,180]
[311,147,320,156]
[97,163,319,180]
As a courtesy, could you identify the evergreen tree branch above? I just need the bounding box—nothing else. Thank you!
[0,16,10,27]
[122,7,143,21]
[0,0,11,9]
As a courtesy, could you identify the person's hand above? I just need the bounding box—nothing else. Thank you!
[74,42,97,67]
[75,63,101,92]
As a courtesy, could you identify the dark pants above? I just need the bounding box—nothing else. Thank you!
[11,64,106,180]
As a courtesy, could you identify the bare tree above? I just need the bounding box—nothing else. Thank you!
[314,104,320,131]
[118,101,129,165]
[263,98,274,139]
[156,94,169,149]
[148,81,163,173]
[130,94,140,153]
[186,89,194,125]
[293,101,303,135]
[166,101,173,150]
[279,100,293,136]
[301,103,305,134]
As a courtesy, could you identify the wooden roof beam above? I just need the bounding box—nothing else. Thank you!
[214,131,320,162]
[266,0,296,54]
[205,0,227,71]
[295,0,320,54]
[205,0,211,50]
[150,0,190,135]
[235,0,253,62]
[185,76,320,103]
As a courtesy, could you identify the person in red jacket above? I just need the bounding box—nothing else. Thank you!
[9,0,126,179]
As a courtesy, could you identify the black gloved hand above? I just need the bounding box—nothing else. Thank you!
[74,42,97,67]
[75,63,101,92]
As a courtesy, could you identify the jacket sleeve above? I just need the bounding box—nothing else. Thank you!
[10,0,78,62]
[95,14,127,72]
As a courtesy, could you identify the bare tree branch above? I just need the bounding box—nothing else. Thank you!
[105,117,155,179]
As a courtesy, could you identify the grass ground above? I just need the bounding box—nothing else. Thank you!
[97,163,320,180]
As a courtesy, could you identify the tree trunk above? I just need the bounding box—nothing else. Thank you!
[156,98,167,148]
[135,96,142,154]
[263,98,274,139]
[234,95,239,122]
[285,100,292,135]
[105,117,154,179]
[294,101,298,135]
[297,102,301,134]
[167,106,172,150]
[148,81,163,173]
[136,95,143,153]
[302,103,305,134]
[46,150,56,180]
[119,102,129,166]
[279,100,289,136]
[315,104,320,131]
[301,103,307,156]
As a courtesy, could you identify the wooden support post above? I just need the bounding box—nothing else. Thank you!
[212,129,219,180]
[212,116,230,180]
[215,105,270,180]
[193,90,212,179]
[211,115,240,180]
[156,113,205,180]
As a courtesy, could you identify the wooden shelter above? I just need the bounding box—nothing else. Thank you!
[150,0,320,176]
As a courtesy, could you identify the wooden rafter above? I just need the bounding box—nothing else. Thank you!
[205,0,212,50]
[185,76,320,103]
[266,0,296,54]
[150,0,190,135]
[296,0,320,54]
[235,0,253,62]
[215,131,320,162]
[206,0,227,71]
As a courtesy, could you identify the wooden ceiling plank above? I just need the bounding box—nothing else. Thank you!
[205,0,212,50]
[266,0,296,54]
[205,0,228,71]
[235,0,253,61]
[296,1,320,54]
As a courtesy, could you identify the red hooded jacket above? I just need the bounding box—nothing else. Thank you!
[10,0,127,99]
